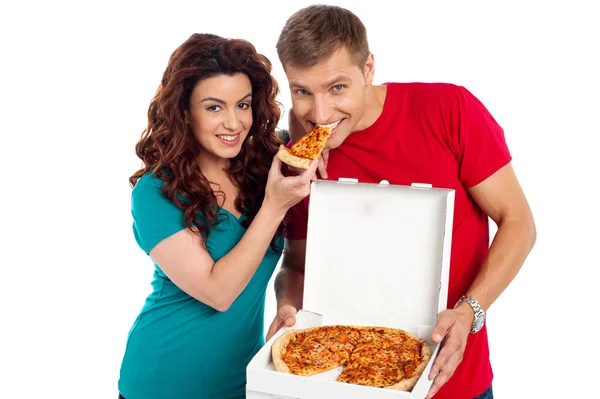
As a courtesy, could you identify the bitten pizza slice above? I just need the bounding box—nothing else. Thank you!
[276,122,337,169]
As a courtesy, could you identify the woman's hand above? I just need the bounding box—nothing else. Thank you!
[263,146,318,215]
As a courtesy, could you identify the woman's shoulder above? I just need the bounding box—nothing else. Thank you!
[131,171,173,211]
[134,171,164,188]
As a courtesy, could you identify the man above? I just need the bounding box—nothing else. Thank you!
[266,5,536,399]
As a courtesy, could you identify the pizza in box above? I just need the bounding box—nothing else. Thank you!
[272,325,432,391]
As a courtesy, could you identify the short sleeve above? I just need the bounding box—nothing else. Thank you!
[131,174,186,254]
[449,86,512,188]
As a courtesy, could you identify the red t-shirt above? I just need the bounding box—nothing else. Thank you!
[284,82,511,398]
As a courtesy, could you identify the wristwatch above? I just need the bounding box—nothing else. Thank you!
[454,295,485,334]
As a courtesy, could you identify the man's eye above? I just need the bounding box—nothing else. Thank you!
[332,84,345,92]
[295,89,309,96]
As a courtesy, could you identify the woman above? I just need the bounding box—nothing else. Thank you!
[118,33,317,399]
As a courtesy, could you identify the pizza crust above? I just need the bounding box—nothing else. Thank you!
[384,343,432,391]
[271,329,299,374]
[272,327,327,374]
[276,147,313,169]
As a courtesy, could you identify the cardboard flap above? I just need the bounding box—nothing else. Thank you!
[302,180,454,333]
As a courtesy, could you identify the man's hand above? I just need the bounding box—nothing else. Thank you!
[316,148,329,179]
[287,148,329,180]
[426,306,473,398]
[265,304,298,342]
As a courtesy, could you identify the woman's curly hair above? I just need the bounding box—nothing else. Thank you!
[129,33,284,247]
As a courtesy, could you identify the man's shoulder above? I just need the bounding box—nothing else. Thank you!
[383,82,469,117]
[386,81,463,99]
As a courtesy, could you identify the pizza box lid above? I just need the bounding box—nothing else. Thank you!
[302,178,455,335]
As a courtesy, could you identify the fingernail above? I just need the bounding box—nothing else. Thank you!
[433,333,442,341]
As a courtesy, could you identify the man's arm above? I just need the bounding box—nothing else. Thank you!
[461,162,536,310]
[265,238,306,341]
[427,162,536,398]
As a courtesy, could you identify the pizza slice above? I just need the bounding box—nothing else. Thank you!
[276,123,335,169]
[272,327,344,376]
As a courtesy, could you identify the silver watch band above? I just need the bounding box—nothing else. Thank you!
[454,295,485,333]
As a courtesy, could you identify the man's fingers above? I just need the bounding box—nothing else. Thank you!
[428,344,450,380]
[265,317,283,342]
[426,373,446,399]
[426,351,463,399]
[428,331,461,379]
[427,359,451,398]
[322,149,330,168]
[266,303,299,340]
[317,156,328,179]
[431,311,453,344]
[277,305,298,328]
[284,315,297,327]
[278,305,298,321]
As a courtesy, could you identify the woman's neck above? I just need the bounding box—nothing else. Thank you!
[197,151,229,181]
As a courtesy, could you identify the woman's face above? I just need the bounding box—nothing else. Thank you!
[187,73,253,162]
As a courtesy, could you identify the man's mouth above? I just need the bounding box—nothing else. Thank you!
[316,119,342,133]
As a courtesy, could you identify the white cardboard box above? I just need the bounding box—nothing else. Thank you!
[247,179,455,399]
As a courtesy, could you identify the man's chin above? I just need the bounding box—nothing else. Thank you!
[325,141,342,150]
[326,131,350,149]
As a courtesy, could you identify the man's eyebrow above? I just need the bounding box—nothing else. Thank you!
[289,81,306,90]
[322,75,351,89]
[289,76,351,91]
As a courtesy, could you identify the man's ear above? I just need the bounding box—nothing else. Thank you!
[363,52,375,86]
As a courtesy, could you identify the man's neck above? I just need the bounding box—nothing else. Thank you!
[354,84,387,132]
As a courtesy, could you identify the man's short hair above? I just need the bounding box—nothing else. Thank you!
[276,5,370,70]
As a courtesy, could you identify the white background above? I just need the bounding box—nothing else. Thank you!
[1,1,598,398]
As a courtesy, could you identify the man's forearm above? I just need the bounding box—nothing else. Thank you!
[274,266,304,310]
[465,218,536,311]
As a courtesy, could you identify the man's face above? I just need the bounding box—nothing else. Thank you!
[285,47,374,149]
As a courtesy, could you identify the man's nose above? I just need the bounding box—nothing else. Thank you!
[313,95,332,124]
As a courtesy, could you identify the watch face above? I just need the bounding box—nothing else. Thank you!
[474,314,485,331]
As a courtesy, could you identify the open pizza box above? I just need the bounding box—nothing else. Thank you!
[247,178,455,399]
